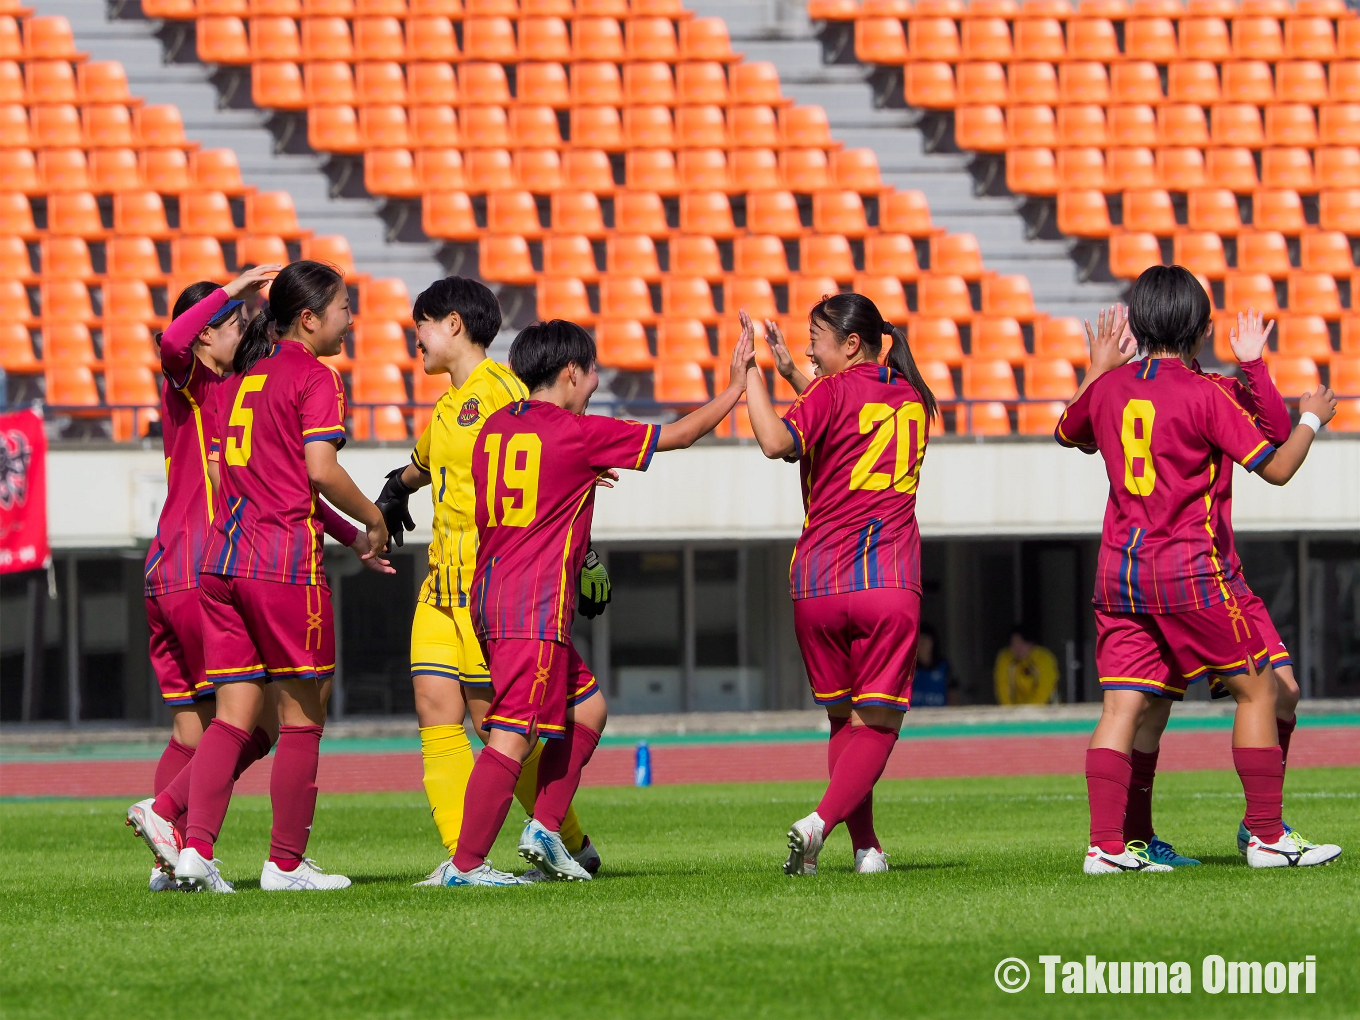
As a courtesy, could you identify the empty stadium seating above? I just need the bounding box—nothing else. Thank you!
[817,0,1360,426]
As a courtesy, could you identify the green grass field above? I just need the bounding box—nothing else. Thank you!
[3,768,1357,1020]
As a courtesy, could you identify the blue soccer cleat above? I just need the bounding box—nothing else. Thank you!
[519,818,593,881]
[1238,819,1294,855]
[1146,836,1200,867]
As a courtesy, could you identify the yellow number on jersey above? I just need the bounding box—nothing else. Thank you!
[482,431,542,528]
[1121,398,1157,496]
[849,401,927,494]
[224,375,268,467]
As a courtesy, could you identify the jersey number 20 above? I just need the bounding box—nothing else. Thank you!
[482,432,541,527]
[1120,398,1157,496]
[225,375,267,467]
[850,402,927,493]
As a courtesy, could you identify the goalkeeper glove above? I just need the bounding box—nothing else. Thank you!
[577,546,611,619]
[375,467,417,548]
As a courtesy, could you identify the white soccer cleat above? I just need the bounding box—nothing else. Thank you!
[260,858,352,891]
[413,859,460,887]
[126,798,180,874]
[520,835,603,882]
[1245,830,1342,869]
[175,847,235,893]
[855,847,890,873]
[149,866,182,892]
[784,811,825,876]
[518,818,593,881]
[1083,841,1174,875]
[424,860,525,887]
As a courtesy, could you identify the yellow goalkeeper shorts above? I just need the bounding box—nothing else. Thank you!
[409,601,491,686]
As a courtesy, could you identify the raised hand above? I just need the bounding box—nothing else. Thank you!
[1299,385,1338,427]
[757,313,797,380]
[223,264,281,300]
[1085,303,1134,375]
[1229,308,1276,364]
[726,313,754,393]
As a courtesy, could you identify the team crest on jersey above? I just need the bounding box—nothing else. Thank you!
[457,397,481,426]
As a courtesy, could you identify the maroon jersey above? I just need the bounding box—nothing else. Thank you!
[144,288,230,596]
[471,402,657,643]
[201,339,348,585]
[1055,357,1276,614]
[1199,357,1293,582]
[781,362,929,599]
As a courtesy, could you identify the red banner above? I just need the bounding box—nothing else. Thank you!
[0,408,49,575]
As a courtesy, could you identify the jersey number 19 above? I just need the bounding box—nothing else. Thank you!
[482,432,541,527]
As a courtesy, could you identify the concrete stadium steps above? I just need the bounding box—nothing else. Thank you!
[36,0,445,297]
[688,0,1124,323]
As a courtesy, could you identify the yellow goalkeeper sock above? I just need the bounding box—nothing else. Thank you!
[420,724,474,857]
[514,739,586,853]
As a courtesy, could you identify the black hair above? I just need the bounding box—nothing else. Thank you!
[508,319,596,393]
[1126,265,1211,358]
[235,260,345,375]
[412,276,502,346]
[918,621,939,665]
[809,292,938,422]
[171,281,222,322]
[1010,623,1034,643]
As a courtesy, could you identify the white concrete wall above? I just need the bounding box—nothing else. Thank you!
[46,437,1360,548]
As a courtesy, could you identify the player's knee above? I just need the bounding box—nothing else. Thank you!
[1275,667,1301,713]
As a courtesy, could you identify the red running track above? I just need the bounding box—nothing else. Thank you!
[2,727,1357,799]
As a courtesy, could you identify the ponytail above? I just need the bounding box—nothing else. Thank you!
[808,292,938,422]
[882,322,938,423]
[233,259,344,375]
[234,306,275,375]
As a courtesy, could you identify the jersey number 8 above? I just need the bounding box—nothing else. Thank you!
[1120,399,1157,496]
[483,432,541,527]
[850,402,927,494]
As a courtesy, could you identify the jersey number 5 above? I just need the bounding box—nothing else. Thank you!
[483,432,541,527]
[1120,398,1157,496]
[850,402,927,493]
[224,375,267,467]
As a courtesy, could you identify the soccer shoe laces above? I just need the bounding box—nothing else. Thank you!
[1284,830,1318,851]
[1124,840,1155,861]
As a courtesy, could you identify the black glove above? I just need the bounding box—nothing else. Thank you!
[577,546,611,619]
[376,467,416,548]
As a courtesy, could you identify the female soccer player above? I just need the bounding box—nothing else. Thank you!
[123,268,384,890]
[368,278,599,887]
[1056,267,1341,874]
[440,319,753,887]
[1119,309,1329,866]
[740,293,937,877]
[173,260,389,893]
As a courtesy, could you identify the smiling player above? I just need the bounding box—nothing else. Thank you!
[438,319,752,886]
[1056,267,1341,874]
[740,293,937,877]
[368,278,600,886]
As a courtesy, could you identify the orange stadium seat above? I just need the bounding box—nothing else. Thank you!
[1276,314,1334,359]
[656,318,714,365]
[854,276,911,320]
[0,322,38,372]
[1267,355,1321,396]
[1300,231,1355,273]
[106,236,165,280]
[972,316,1027,364]
[1181,18,1233,61]
[1110,232,1163,277]
[1188,189,1243,232]
[518,63,569,107]
[676,63,729,106]
[1288,273,1343,316]
[198,17,252,63]
[1175,231,1230,277]
[1330,355,1360,396]
[653,361,710,404]
[803,234,858,279]
[1035,316,1089,364]
[1106,148,1155,191]
[734,234,789,281]
[44,366,101,408]
[40,237,96,281]
[1236,230,1292,275]
[1168,61,1221,105]
[726,276,778,320]
[1224,272,1280,312]
[1024,357,1078,401]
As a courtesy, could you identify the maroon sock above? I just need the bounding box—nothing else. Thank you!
[1276,717,1296,769]
[183,719,251,860]
[268,725,323,871]
[815,725,897,833]
[153,738,195,798]
[1086,748,1132,855]
[1123,748,1159,844]
[825,717,878,850]
[452,747,522,872]
[1234,745,1285,843]
[534,723,602,832]
[154,726,273,836]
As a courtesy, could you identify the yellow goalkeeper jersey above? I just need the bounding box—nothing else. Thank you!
[410,358,528,607]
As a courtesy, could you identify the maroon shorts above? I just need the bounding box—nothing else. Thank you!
[1096,590,1273,701]
[200,573,335,685]
[1208,591,1292,698]
[482,637,597,740]
[793,587,921,710]
[146,589,213,706]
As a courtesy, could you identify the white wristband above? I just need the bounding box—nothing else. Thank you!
[1299,411,1323,434]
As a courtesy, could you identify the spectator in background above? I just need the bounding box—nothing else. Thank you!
[913,623,955,707]
[994,625,1059,706]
